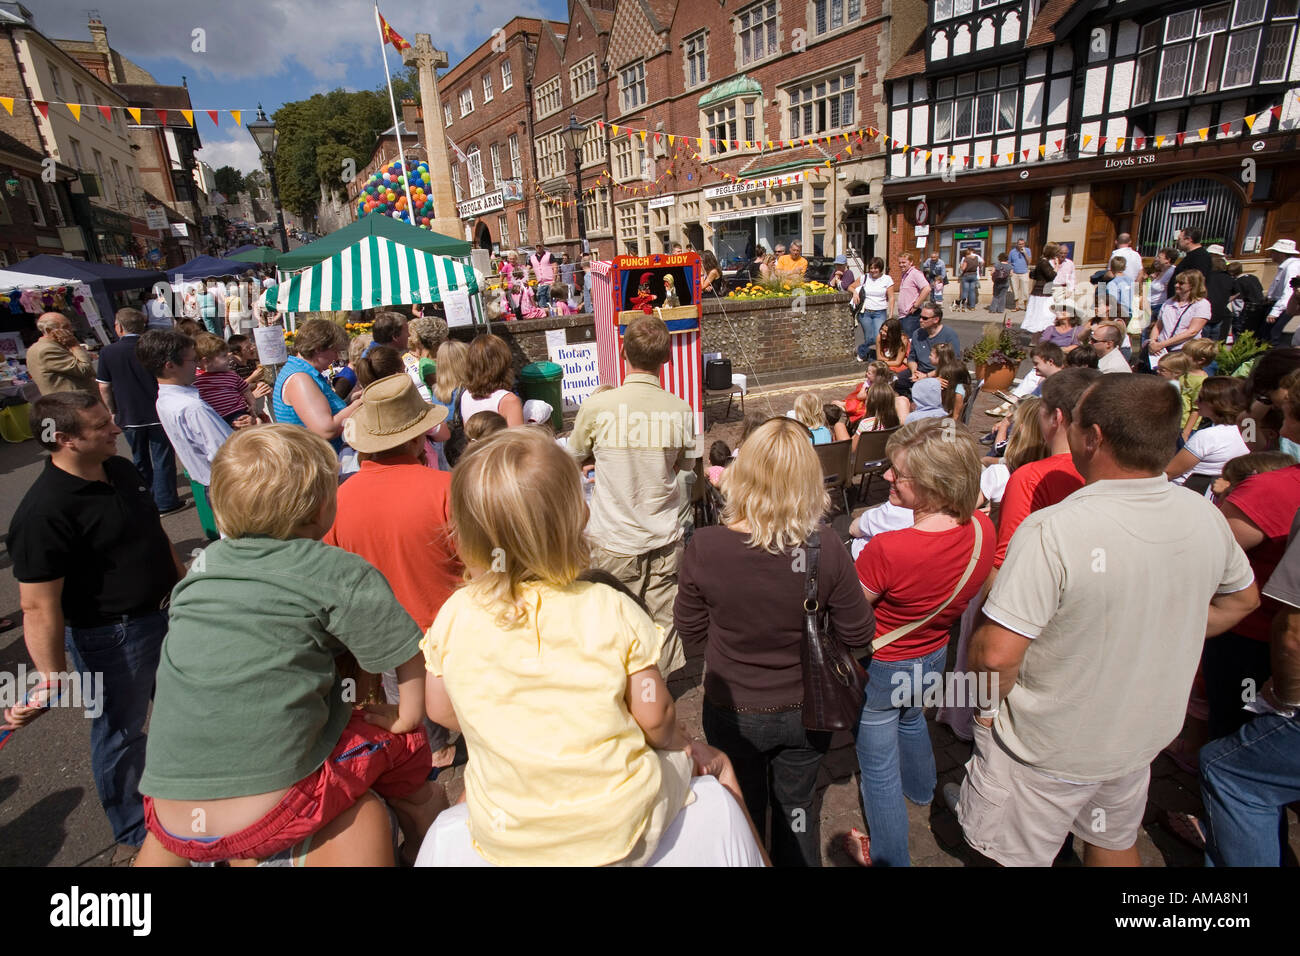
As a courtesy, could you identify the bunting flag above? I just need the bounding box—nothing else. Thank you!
[1134,136,1145,150]
[155,109,168,125]
[1198,127,1209,141]
[1038,145,1047,157]
[1115,137,1124,150]
[0,97,12,115]
[1082,134,1092,149]
[180,109,194,127]
[35,101,48,119]
[65,102,80,121]
[127,107,141,124]
[1220,122,1232,136]
[1245,113,1258,131]
[97,105,112,122]
[207,109,219,126]
[1176,132,1187,146]
[1156,134,1166,148]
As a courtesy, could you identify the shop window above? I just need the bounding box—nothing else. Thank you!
[1137,177,1241,258]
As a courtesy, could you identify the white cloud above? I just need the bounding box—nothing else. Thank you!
[196,130,263,176]
[33,0,558,83]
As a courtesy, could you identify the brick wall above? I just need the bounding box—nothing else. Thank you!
[454,291,854,382]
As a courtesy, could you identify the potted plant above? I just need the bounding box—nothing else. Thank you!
[963,323,1026,391]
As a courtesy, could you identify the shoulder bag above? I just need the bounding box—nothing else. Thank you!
[800,533,869,732]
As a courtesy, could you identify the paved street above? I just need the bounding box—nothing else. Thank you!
[3,300,1296,866]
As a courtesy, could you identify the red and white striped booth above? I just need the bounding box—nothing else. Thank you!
[590,253,704,432]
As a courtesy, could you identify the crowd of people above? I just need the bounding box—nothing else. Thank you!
[4,230,1300,869]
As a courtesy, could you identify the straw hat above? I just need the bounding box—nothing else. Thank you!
[343,374,447,453]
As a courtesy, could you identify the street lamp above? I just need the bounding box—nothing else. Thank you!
[561,113,587,254]
[248,104,290,253]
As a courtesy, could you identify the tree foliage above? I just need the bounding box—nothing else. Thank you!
[269,66,423,222]
[213,165,246,198]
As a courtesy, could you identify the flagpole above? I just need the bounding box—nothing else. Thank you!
[375,5,417,230]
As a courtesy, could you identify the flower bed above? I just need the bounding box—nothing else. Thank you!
[726,279,838,301]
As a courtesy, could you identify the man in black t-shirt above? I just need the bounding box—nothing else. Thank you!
[6,391,182,853]
[95,308,182,515]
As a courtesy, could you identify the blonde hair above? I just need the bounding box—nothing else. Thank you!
[1177,268,1207,302]
[885,418,982,521]
[210,425,339,539]
[1158,351,1196,378]
[720,417,828,554]
[1003,397,1049,471]
[450,428,588,628]
[433,339,469,404]
[1182,338,1217,368]
[348,333,374,366]
[792,393,827,431]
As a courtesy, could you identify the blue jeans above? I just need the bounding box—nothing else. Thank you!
[703,699,830,866]
[1201,711,1300,866]
[125,424,180,512]
[901,311,922,339]
[961,274,979,308]
[536,284,551,309]
[858,309,887,358]
[854,643,948,867]
[64,609,168,847]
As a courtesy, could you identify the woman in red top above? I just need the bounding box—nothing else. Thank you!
[845,419,995,866]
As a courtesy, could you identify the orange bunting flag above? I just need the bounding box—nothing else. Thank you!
[1082,134,1092,149]
[977,156,985,166]
[207,110,219,126]
[66,103,81,121]
[126,107,141,124]
[1115,137,1124,150]
[1197,128,1208,140]
[1038,145,1047,157]
[1155,134,1165,148]
[610,125,619,136]
[98,105,113,122]
[230,109,241,126]
[0,97,12,115]
[180,109,194,127]
[1244,113,1257,131]
[378,10,411,52]
[639,130,646,142]
[1006,152,1014,163]
[668,134,674,146]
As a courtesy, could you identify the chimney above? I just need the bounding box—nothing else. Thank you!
[87,14,121,83]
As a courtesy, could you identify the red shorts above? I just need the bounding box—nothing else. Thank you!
[144,712,432,862]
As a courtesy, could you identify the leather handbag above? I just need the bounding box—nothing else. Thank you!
[800,533,869,732]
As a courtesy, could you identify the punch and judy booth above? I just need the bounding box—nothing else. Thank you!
[591,252,704,431]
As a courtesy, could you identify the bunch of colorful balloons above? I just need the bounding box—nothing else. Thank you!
[356,160,436,228]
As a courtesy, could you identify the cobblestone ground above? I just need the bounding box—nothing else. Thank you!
[436,347,1300,866]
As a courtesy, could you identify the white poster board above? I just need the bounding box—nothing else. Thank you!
[545,329,600,411]
[443,288,473,328]
[254,324,289,366]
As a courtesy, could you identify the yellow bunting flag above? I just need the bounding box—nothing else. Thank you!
[66,103,81,121]
[127,107,141,123]
[1198,128,1209,141]
[668,134,674,146]
[1155,134,1165,147]
[610,125,619,136]
[180,109,194,127]
[977,155,985,166]
[1244,113,1257,131]
[1115,137,1125,150]
[1038,145,1046,157]
[1082,135,1093,149]
[0,97,11,115]
[230,109,241,126]
[696,138,703,149]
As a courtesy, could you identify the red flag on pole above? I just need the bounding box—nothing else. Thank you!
[378,10,410,52]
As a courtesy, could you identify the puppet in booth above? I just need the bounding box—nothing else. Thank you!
[662,274,681,309]
[631,272,657,314]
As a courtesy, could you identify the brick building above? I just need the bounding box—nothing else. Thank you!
[0,129,79,265]
[436,17,547,253]
[598,0,925,266]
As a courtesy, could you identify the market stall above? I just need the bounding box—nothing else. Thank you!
[7,255,168,328]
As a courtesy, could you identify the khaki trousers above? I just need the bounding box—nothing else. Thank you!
[589,541,687,678]
[1010,273,1031,310]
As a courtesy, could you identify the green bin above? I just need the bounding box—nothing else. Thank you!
[520,361,565,431]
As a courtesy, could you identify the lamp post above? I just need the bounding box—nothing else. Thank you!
[248,104,290,253]
[561,113,588,255]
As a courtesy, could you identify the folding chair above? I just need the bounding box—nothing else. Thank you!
[850,425,900,506]
[961,379,984,426]
[814,439,853,517]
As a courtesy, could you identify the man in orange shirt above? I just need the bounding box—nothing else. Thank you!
[776,241,808,282]
[324,374,462,766]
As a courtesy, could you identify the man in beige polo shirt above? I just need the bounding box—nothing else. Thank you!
[569,315,695,677]
[951,374,1258,866]
[27,312,98,398]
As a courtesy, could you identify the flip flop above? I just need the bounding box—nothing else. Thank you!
[1163,810,1206,851]
[842,827,872,867]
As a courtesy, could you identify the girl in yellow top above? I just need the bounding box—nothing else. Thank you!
[420,428,747,866]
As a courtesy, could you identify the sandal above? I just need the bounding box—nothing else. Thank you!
[1163,810,1206,851]
[842,827,872,867]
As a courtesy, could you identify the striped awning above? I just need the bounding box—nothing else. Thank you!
[267,234,480,312]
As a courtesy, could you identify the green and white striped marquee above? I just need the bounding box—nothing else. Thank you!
[267,234,480,313]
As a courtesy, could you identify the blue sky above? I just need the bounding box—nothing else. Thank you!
[33,0,568,173]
